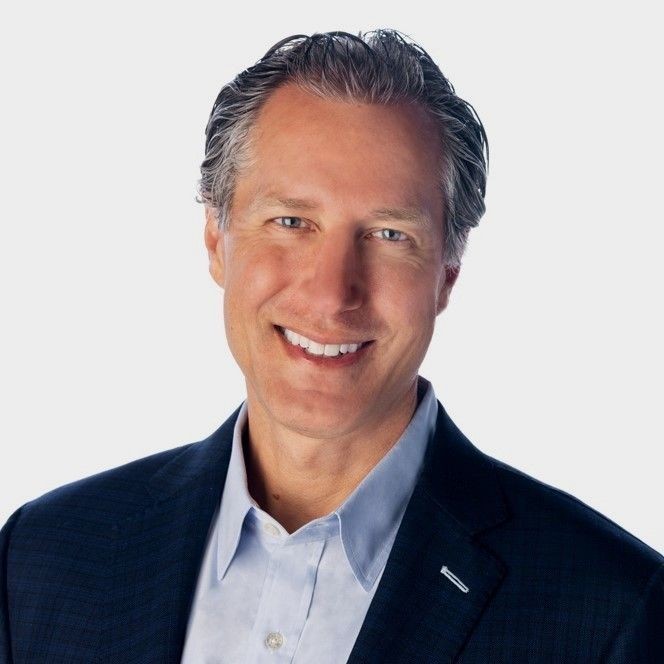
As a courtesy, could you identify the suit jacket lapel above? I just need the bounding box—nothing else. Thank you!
[348,402,510,664]
[98,410,239,663]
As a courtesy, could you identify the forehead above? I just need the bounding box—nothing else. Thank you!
[234,83,443,219]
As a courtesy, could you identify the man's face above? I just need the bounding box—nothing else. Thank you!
[205,83,458,440]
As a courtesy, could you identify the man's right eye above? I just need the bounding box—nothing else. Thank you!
[274,216,305,229]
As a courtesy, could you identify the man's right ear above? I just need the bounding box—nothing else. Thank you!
[204,206,226,289]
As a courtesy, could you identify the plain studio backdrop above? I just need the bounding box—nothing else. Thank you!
[1,2,662,554]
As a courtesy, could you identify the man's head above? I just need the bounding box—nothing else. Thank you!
[201,30,488,441]
[200,29,488,269]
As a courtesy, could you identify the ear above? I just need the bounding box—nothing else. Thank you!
[436,265,460,315]
[204,206,226,289]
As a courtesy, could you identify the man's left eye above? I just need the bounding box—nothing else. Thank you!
[275,216,305,229]
[373,228,408,242]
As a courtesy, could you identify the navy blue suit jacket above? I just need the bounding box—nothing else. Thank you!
[1,403,663,662]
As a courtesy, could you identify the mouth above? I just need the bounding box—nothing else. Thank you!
[275,325,374,365]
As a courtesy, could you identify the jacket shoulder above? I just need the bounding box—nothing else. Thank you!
[487,455,663,580]
[9,442,195,534]
[4,407,240,541]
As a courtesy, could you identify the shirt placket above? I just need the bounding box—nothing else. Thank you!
[245,522,326,663]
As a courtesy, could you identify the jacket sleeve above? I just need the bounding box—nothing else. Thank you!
[1,508,22,664]
[603,562,664,663]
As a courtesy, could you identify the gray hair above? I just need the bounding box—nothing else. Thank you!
[199,29,488,267]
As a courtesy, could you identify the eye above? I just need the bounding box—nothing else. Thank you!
[372,228,409,242]
[274,216,306,229]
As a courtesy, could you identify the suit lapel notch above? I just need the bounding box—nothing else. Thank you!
[348,484,505,663]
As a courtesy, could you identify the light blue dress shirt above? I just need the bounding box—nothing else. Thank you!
[181,377,438,663]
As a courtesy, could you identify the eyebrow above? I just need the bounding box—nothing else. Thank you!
[251,195,431,226]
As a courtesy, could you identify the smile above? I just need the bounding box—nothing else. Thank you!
[278,326,369,358]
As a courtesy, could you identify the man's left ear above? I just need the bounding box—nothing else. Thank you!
[436,265,460,315]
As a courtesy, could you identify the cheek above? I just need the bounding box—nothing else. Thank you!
[224,243,293,315]
[222,245,291,366]
[374,264,440,336]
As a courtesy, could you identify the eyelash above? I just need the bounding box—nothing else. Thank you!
[272,217,410,243]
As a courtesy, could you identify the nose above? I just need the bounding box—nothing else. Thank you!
[301,232,365,317]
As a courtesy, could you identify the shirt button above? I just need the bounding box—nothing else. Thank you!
[265,631,284,650]
[262,522,281,537]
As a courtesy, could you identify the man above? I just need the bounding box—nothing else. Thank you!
[1,29,662,663]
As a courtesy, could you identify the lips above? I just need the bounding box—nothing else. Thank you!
[275,325,373,364]
[279,326,368,358]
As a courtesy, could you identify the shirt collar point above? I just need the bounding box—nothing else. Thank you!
[349,556,385,592]
[216,558,231,582]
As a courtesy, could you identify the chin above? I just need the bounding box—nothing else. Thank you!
[270,393,367,440]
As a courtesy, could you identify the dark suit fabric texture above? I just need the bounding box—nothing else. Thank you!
[1,403,662,663]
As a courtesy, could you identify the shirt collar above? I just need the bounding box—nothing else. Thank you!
[216,400,255,582]
[216,376,438,592]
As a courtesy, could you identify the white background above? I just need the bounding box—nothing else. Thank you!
[1,2,662,554]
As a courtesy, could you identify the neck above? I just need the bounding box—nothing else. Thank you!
[242,382,419,533]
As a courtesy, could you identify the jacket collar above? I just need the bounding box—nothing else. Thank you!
[146,406,241,501]
[420,401,509,536]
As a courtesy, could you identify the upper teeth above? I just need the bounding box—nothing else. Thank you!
[281,327,365,357]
